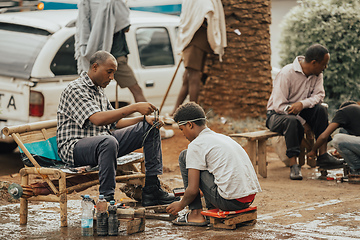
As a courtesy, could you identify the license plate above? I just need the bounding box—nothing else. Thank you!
[0,90,28,121]
[0,92,17,112]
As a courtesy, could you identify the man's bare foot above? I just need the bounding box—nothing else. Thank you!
[187,209,207,223]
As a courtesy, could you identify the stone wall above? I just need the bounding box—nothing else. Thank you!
[199,0,272,119]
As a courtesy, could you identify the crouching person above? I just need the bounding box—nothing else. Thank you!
[166,102,262,226]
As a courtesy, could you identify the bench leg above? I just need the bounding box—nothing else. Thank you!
[247,140,257,174]
[20,171,28,225]
[258,140,267,178]
[141,161,145,186]
[59,173,67,227]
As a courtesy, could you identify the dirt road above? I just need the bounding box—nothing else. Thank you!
[0,123,359,239]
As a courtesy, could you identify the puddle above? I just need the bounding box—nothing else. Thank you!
[0,199,359,239]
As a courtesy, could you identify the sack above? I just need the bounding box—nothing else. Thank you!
[20,153,65,168]
[271,136,291,167]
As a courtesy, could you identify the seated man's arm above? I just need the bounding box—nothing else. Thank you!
[167,169,200,215]
[89,102,157,126]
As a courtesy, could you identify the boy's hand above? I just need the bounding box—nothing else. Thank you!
[145,115,164,129]
[166,201,183,215]
[307,150,316,160]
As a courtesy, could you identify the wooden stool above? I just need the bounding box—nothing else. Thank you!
[318,164,350,180]
[201,206,257,230]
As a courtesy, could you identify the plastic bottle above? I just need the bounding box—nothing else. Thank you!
[108,200,119,236]
[81,195,94,236]
[96,195,108,236]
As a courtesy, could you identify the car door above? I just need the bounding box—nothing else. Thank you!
[129,26,184,113]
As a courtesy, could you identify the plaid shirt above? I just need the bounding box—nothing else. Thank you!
[57,72,117,166]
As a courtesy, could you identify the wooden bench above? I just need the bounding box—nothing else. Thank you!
[2,119,146,227]
[230,130,316,178]
[230,130,279,178]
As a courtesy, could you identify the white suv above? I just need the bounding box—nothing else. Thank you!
[0,9,184,152]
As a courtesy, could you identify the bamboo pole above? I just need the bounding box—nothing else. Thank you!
[28,195,60,202]
[2,119,57,136]
[115,83,119,109]
[59,172,67,227]
[20,168,29,225]
[21,168,62,178]
[159,58,183,114]
[66,173,145,193]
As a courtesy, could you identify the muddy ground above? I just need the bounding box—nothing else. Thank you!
[0,121,359,239]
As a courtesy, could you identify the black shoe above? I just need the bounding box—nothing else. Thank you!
[290,164,303,180]
[142,186,180,207]
[104,194,115,202]
[316,153,344,167]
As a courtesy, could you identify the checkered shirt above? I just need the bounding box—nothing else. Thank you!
[57,72,117,166]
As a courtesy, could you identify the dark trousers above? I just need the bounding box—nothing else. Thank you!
[73,121,162,196]
[178,150,252,211]
[266,104,329,158]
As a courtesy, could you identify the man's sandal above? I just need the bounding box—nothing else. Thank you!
[172,212,208,226]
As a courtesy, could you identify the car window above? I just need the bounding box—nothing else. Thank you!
[136,27,174,67]
[0,23,49,79]
[50,36,77,75]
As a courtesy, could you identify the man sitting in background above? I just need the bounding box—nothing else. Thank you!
[266,44,343,180]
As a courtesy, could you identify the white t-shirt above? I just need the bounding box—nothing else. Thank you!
[186,128,262,199]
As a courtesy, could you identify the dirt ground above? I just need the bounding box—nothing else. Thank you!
[0,122,359,239]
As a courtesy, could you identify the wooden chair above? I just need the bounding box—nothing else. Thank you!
[2,119,145,227]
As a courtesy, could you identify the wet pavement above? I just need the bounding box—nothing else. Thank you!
[1,197,359,240]
[1,150,360,239]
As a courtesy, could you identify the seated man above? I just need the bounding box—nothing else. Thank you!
[166,102,261,226]
[266,44,343,180]
[308,101,360,175]
[57,50,179,206]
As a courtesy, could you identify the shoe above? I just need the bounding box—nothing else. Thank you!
[164,113,175,125]
[142,185,180,207]
[290,164,303,180]
[104,194,115,202]
[160,127,174,140]
[316,153,344,167]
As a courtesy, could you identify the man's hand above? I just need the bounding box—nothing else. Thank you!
[166,201,183,216]
[288,102,303,115]
[135,102,157,115]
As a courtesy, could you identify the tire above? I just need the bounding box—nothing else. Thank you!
[0,141,18,154]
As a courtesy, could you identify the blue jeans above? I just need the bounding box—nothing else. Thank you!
[73,121,162,196]
[178,150,252,211]
[332,133,360,173]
